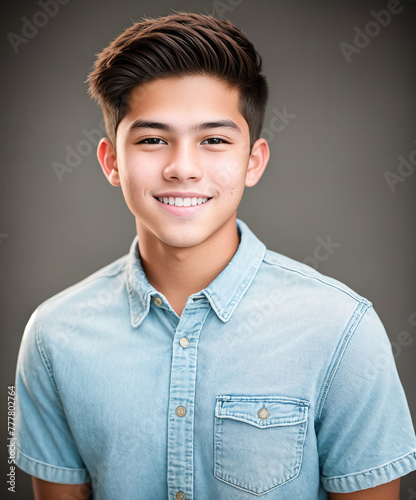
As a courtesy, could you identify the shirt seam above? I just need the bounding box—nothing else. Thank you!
[315,301,371,421]
[322,450,416,481]
[263,254,370,305]
[35,306,60,397]
[16,446,89,474]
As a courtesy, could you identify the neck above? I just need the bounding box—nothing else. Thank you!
[136,218,240,316]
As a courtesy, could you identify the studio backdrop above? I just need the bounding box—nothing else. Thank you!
[1,0,415,498]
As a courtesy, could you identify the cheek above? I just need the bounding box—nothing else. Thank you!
[211,156,247,190]
[119,158,146,188]
[117,163,146,205]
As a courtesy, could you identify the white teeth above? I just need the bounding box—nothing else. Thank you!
[157,196,209,206]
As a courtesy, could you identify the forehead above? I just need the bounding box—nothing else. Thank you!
[122,75,246,129]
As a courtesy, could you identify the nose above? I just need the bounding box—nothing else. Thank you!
[162,142,203,182]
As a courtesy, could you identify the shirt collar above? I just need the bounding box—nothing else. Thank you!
[126,218,266,327]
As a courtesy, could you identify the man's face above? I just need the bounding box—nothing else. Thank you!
[101,74,268,250]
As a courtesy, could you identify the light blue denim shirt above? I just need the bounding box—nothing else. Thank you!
[15,219,416,499]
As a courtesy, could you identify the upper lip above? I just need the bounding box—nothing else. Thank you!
[154,192,212,198]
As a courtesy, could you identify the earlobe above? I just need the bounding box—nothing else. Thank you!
[245,138,270,187]
[97,138,120,186]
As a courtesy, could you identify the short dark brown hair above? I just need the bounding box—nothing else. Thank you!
[87,12,268,148]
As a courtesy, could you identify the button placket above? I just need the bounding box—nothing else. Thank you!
[166,306,210,500]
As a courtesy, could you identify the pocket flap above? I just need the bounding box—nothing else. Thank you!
[215,395,309,428]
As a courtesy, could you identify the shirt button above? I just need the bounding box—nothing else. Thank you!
[176,492,185,500]
[175,406,186,417]
[153,297,162,306]
[179,337,189,348]
[258,408,269,419]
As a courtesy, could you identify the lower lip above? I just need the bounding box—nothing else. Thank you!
[155,198,211,216]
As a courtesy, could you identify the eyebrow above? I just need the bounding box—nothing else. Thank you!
[127,119,242,135]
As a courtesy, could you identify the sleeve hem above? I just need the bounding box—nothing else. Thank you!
[322,451,416,493]
[15,447,91,485]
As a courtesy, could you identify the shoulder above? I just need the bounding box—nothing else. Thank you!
[249,247,376,350]
[34,253,129,325]
[260,247,371,308]
[16,253,132,402]
[19,253,131,368]
[260,248,395,388]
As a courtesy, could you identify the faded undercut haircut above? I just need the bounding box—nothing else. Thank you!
[86,12,268,149]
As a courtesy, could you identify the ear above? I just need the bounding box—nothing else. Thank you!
[245,138,270,187]
[97,138,120,186]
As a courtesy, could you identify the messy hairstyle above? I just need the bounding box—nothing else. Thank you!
[87,12,268,149]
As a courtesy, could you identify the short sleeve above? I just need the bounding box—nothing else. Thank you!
[15,308,91,484]
[317,304,416,493]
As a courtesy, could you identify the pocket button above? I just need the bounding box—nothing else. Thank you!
[258,408,269,419]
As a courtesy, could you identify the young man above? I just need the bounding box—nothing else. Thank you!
[14,12,416,500]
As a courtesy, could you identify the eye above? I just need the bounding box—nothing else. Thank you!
[137,138,166,145]
[202,138,229,145]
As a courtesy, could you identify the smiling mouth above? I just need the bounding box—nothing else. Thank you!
[156,196,210,207]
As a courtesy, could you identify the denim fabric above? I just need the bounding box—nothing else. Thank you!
[15,219,416,499]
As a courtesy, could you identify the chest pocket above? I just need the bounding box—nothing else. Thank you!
[214,395,309,496]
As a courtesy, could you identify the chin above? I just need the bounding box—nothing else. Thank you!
[157,228,209,249]
[162,235,206,249]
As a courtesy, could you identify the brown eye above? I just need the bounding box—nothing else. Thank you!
[202,138,229,145]
[138,138,166,145]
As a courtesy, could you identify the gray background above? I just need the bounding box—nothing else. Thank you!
[1,0,415,498]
